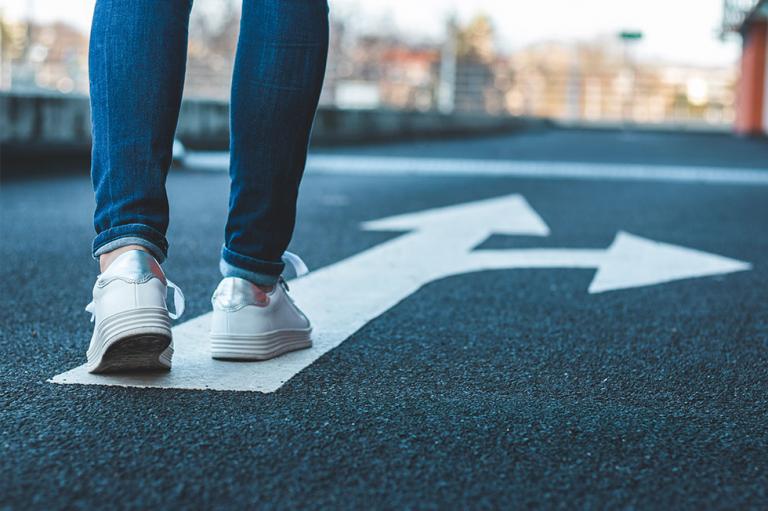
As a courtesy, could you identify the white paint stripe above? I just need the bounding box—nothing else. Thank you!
[182,152,768,186]
[50,195,550,393]
[305,155,768,186]
[463,232,751,294]
[49,195,752,393]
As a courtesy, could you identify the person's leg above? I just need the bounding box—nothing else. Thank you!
[89,0,194,268]
[85,0,192,373]
[220,0,329,286]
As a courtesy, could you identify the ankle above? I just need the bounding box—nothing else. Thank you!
[255,284,274,293]
[99,245,151,273]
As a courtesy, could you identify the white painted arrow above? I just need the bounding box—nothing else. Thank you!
[455,231,752,293]
[50,194,751,392]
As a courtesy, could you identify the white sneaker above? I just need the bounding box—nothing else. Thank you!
[85,250,185,373]
[210,253,312,360]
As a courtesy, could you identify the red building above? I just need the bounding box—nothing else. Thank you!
[734,0,768,134]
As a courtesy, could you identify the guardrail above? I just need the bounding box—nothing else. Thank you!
[0,92,544,156]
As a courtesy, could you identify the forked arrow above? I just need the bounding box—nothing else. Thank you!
[454,230,752,293]
[51,194,752,392]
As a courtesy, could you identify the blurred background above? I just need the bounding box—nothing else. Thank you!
[1,0,766,134]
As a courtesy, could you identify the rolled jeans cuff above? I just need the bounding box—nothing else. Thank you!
[220,245,284,286]
[93,223,168,263]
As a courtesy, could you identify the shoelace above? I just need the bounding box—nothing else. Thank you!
[282,251,309,278]
[85,278,186,322]
[279,251,310,292]
[166,279,185,319]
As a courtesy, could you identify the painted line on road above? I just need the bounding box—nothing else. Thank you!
[306,155,768,186]
[50,194,752,393]
[182,152,768,186]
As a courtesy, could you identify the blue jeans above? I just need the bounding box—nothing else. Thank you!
[89,0,329,285]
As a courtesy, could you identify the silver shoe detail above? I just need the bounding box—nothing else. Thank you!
[86,250,184,321]
[211,276,270,311]
[95,249,166,287]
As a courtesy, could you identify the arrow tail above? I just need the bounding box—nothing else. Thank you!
[455,249,605,274]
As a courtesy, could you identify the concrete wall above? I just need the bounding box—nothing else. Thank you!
[1,92,540,156]
[1,93,93,152]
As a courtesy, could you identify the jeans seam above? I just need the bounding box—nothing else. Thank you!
[103,0,114,232]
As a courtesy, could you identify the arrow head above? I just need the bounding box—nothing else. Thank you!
[361,194,550,236]
[589,231,752,293]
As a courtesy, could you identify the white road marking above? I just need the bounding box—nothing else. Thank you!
[50,194,752,392]
[183,152,768,186]
[305,155,768,186]
[463,231,751,294]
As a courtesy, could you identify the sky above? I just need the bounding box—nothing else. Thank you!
[0,0,741,67]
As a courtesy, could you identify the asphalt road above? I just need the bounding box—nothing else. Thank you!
[1,128,767,509]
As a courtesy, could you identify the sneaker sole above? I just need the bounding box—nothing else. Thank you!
[210,328,312,361]
[89,334,173,374]
[87,308,173,374]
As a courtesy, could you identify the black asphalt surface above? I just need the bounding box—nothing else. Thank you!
[1,128,767,509]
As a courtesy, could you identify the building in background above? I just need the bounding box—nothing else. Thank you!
[0,2,741,128]
[0,18,88,94]
[502,40,736,125]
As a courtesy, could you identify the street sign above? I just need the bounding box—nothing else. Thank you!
[51,194,751,392]
[620,30,643,40]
